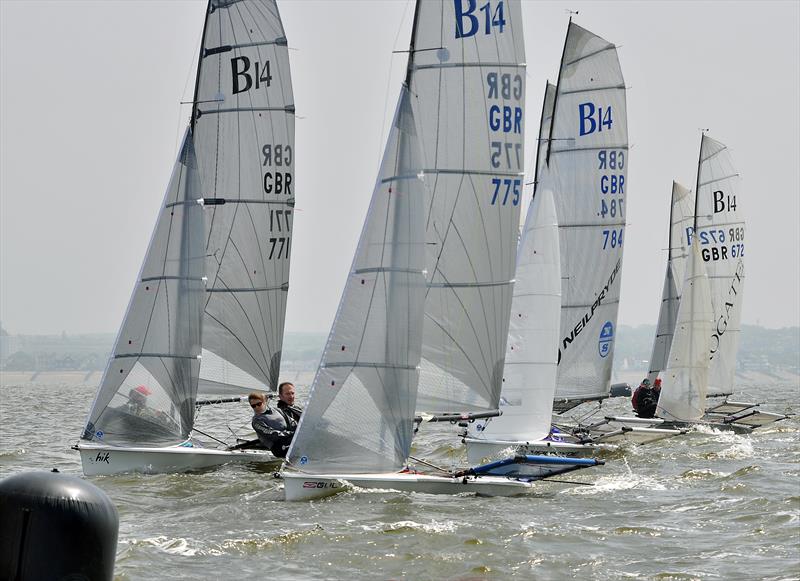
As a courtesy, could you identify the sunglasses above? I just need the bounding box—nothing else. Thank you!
[250,401,264,408]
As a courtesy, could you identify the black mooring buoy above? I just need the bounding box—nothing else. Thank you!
[0,470,119,581]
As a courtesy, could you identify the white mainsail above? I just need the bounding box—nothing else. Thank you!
[81,0,293,446]
[647,182,694,382]
[694,135,745,397]
[545,22,628,404]
[656,241,713,422]
[193,0,295,395]
[413,0,527,413]
[477,187,560,441]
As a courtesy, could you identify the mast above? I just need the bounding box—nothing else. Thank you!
[545,18,571,167]
[693,133,704,233]
[532,81,551,201]
[190,1,212,132]
[404,0,422,88]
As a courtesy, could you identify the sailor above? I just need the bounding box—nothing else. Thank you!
[632,378,661,419]
[276,382,303,424]
[248,391,296,458]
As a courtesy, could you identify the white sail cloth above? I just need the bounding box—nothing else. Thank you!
[83,133,205,444]
[657,241,713,422]
[647,181,694,382]
[193,0,295,392]
[695,136,745,396]
[81,0,293,446]
[478,188,561,441]
[286,90,427,474]
[412,0,527,413]
[545,22,628,403]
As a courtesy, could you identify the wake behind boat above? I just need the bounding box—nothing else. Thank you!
[76,0,295,476]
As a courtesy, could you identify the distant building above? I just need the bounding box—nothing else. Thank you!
[0,323,20,366]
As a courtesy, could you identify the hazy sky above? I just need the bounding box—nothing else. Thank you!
[1,0,798,336]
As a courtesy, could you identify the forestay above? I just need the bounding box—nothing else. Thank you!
[647,182,694,382]
[693,135,744,397]
[412,0,527,413]
[193,0,295,395]
[286,90,427,474]
[82,134,205,445]
[657,241,713,422]
[479,188,561,441]
[546,22,628,403]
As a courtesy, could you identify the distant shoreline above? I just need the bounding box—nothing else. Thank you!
[2,369,796,389]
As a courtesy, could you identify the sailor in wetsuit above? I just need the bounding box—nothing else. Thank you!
[248,391,296,458]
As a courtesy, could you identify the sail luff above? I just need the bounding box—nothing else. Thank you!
[82,131,205,446]
[190,1,213,132]
[545,18,571,168]
[476,187,561,441]
[647,182,694,381]
[286,89,427,474]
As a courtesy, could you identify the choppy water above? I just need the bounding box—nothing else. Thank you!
[1,378,798,580]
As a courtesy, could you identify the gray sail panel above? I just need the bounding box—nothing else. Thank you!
[648,182,694,381]
[695,135,744,396]
[479,187,561,441]
[647,262,679,382]
[193,0,294,391]
[549,22,628,402]
[411,0,526,413]
[82,132,205,445]
[657,241,714,422]
[287,89,427,474]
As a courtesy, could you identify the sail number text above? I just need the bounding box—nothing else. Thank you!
[490,178,521,205]
[579,102,613,136]
[685,226,745,262]
[597,149,625,230]
[232,57,272,94]
[455,0,506,38]
[262,143,292,196]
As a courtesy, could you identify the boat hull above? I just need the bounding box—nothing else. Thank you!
[464,437,597,463]
[282,471,537,502]
[464,423,685,463]
[76,442,279,476]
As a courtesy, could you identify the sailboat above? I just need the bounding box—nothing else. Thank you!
[75,0,295,475]
[465,68,680,463]
[651,135,787,431]
[524,21,630,417]
[282,0,602,501]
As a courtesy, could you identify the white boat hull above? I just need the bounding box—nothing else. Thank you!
[76,442,279,476]
[282,470,537,502]
[465,423,686,463]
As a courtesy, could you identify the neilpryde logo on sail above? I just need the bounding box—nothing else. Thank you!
[557,258,621,364]
[598,322,614,358]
